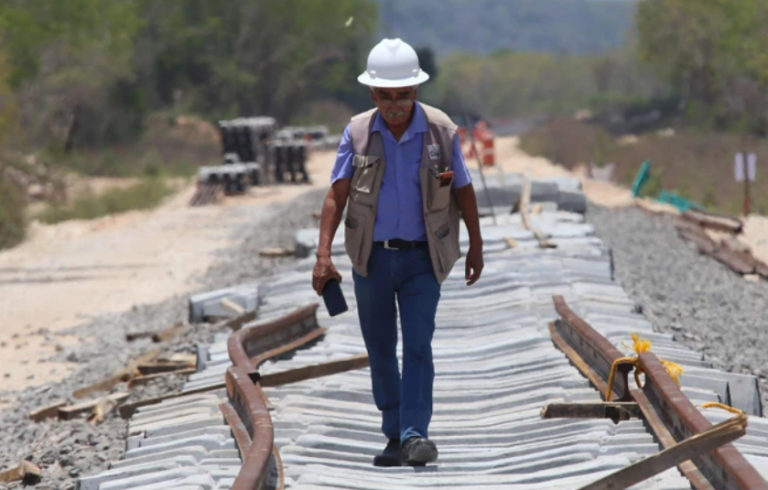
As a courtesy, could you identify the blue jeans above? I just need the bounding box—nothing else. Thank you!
[353,243,441,442]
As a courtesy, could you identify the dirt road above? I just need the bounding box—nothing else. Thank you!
[0,150,336,392]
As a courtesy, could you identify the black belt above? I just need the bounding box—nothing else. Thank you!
[375,239,428,250]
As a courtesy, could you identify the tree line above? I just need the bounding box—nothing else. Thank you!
[427,0,768,138]
[0,0,377,151]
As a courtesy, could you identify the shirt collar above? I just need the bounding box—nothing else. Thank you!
[372,102,428,143]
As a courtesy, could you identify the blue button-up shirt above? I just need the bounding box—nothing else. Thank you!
[330,104,471,241]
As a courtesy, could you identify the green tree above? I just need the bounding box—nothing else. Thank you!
[636,0,768,134]
[133,0,377,122]
[0,0,141,149]
[0,48,16,143]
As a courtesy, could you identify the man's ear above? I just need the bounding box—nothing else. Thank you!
[369,89,377,104]
[412,87,418,99]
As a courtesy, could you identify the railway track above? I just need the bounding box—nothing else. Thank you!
[82,202,768,489]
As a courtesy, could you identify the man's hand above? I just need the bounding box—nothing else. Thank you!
[465,245,483,285]
[312,255,342,295]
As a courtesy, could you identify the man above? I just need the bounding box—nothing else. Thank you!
[312,38,483,467]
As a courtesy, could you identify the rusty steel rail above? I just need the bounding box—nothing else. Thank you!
[228,303,324,370]
[636,352,766,490]
[550,295,768,490]
[221,366,280,490]
[551,295,634,402]
[222,303,323,489]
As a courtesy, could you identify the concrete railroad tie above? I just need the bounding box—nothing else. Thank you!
[82,183,768,489]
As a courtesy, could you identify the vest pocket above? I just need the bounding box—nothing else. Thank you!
[428,213,461,274]
[344,204,369,270]
[426,169,453,212]
[351,154,381,195]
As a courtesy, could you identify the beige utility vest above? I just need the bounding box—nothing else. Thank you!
[344,102,461,284]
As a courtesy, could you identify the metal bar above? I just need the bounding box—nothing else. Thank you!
[581,414,747,490]
[227,303,320,368]
[638,352,768,490]
[227,366,277,490]
[248,327,327,371]
[540,401,641,423]
[630,387,713,489]
[550,294,768,489]
[256,354,369,387]
[552,295,633,401]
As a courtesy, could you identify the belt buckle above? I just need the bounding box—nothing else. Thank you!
[383,239,396,250]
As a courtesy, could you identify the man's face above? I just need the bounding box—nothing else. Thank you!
[370,86,417,126]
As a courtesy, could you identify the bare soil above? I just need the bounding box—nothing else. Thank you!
[0,149,336,393]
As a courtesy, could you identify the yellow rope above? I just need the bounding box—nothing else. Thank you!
[701,401,744,416]
[604,334,683,402]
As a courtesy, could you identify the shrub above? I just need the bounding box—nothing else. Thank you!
[38,177,173,224]
[0,174,26,249]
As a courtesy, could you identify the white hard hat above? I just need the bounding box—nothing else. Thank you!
[357,38,430,88]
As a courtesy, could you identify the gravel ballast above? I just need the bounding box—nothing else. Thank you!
[0,187,326,489]
[587,203,768,414]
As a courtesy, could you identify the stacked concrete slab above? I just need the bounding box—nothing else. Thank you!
[470,170,587,215]
[188,283,260,323]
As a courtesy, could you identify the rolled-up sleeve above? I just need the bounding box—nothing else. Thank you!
[450,133,472,188]
[330,125,354,184]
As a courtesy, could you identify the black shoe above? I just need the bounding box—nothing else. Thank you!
[401,436,438,466]
[373,438,402,467]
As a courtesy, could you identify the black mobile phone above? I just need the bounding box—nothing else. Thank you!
[322,279,348,316]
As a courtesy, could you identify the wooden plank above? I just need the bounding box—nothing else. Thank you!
[73,349,160,399]
[59,392,130,420]
[580,414,747,490]
[72,372,131,399]
[220,297,246,315]
[540,402,641,422]
[87,398,118,426]
[519,177,556,248]
[125,331,155,341]
[152,322,188,342]
[29,399,67,422]
[682,209,743,234]
[258,354,369,387]
[119,382,226,419]
[137,361,193,375]
[259,247,295,258]
[0,461,42,484]
[164,352,197,366]
[213,309,258,332]
[127,322,187,342]
[519,176,531,231]
[127,367,197,388]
